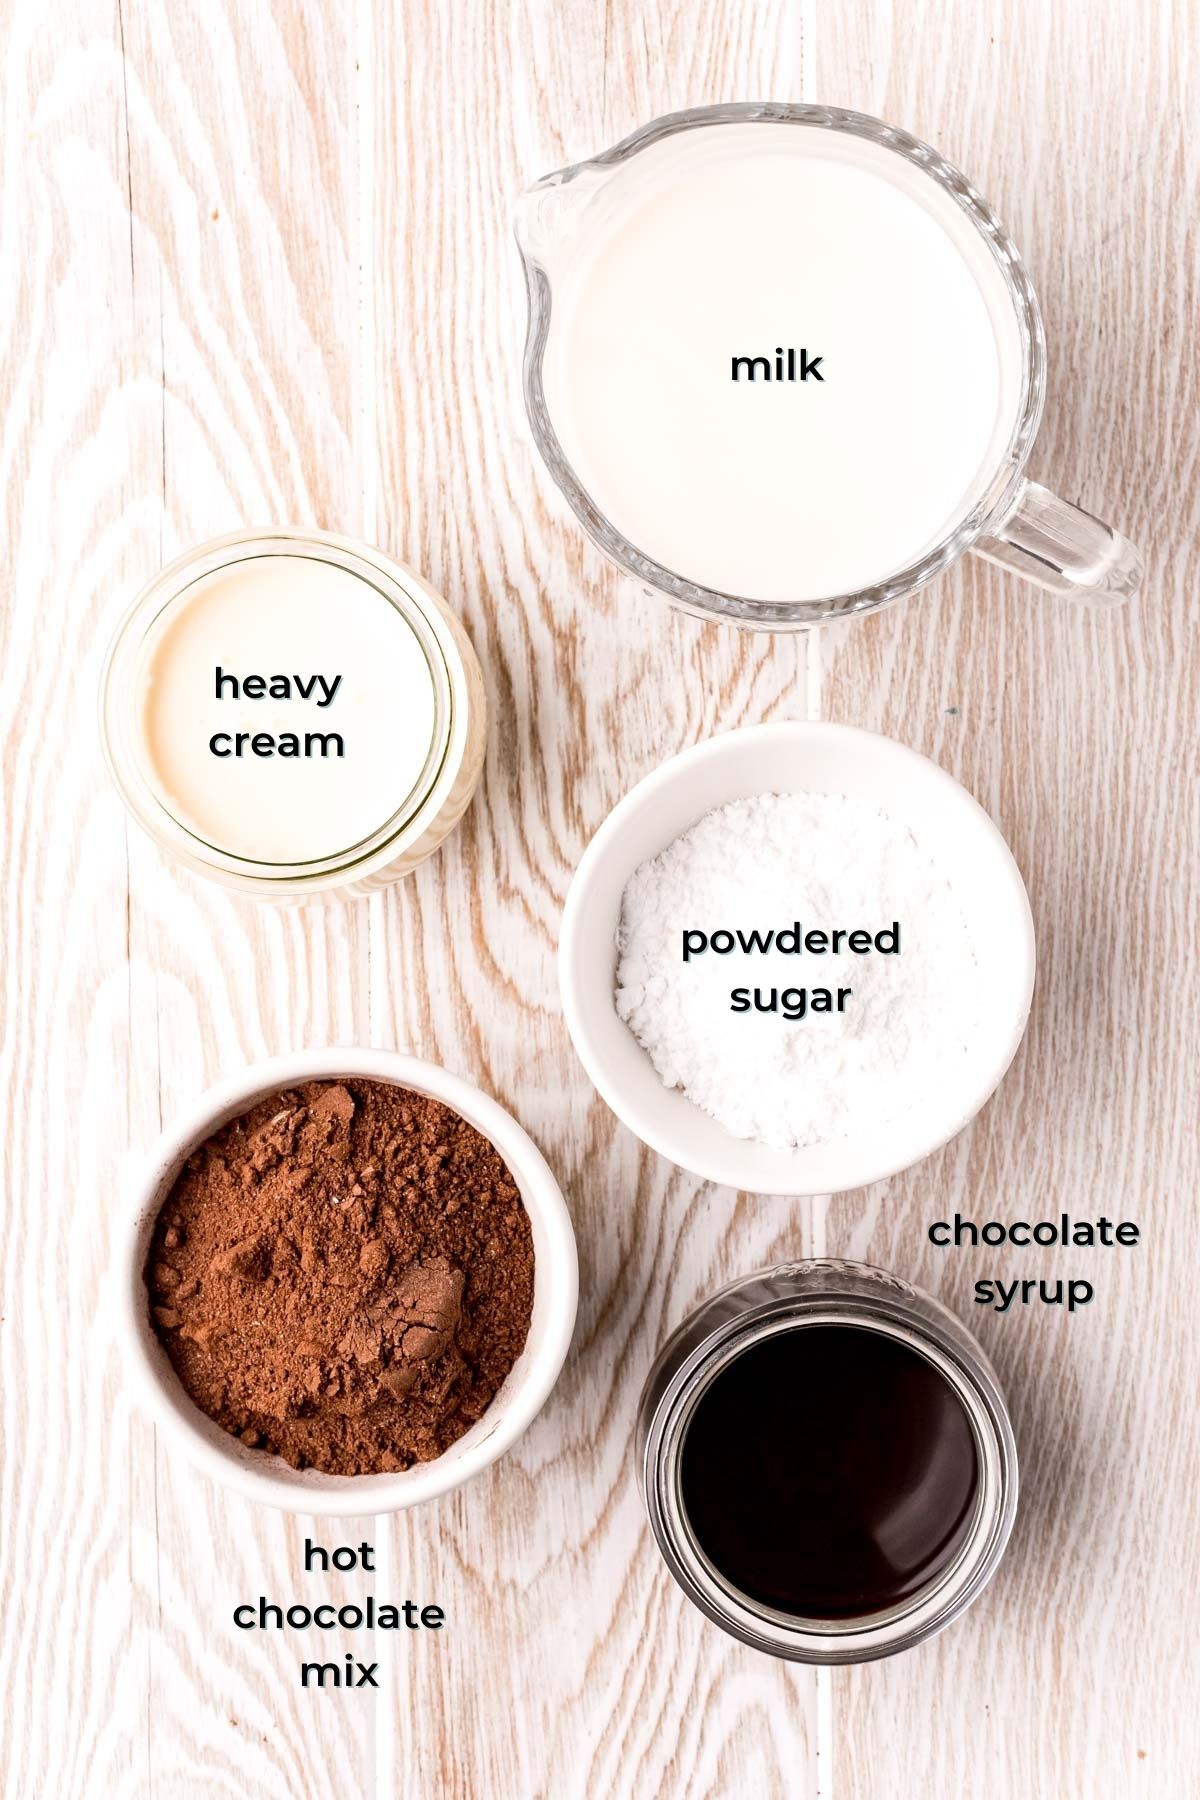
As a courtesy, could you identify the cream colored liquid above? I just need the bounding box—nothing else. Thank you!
[138,556,438,864]
[543,125,1024,602]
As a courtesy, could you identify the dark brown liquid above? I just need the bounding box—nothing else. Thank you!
[679,1324,979,1619]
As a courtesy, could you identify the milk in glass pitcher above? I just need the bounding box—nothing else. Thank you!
[516,104,1141,629]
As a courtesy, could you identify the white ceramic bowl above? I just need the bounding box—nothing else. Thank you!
[116,1048,578,1514]
[560,722,1035,1195]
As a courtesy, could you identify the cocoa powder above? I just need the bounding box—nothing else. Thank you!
[146,1079,535,1476]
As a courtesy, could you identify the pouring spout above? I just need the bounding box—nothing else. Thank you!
[513,162,612,273]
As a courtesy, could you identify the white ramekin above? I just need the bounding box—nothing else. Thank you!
[115,1049,578,1514]
[559,722,1035,1196]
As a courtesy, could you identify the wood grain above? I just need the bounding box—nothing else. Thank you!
[814,2,1200,1795]
[121,0,380,1781]
[2,0,376,1793]
[1,0,1197,1796]
[369,6,818,1795]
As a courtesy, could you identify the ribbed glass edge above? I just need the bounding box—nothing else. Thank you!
[636,1262,1019,1664]
[99,530,461,890]
[517,102,1046,629]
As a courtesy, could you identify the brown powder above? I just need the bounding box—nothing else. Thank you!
[145,1078,535,1476]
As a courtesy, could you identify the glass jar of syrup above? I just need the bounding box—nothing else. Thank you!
[636,1259,1017,1663]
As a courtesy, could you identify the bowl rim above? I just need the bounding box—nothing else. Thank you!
[115,1047,579,1514]
[559,721,1036,1195]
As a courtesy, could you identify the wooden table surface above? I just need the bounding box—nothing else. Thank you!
[3,1,1197,1795]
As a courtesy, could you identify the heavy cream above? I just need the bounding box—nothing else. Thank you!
[136,555,439,865]
[541,123,1025,602]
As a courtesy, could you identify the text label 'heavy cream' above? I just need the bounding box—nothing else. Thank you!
[208,666,345,759]
[137,557,438,864]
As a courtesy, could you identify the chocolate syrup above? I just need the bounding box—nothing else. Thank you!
[679,1324,980,1619]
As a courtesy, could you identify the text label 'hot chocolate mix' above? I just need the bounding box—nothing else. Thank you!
[233,1537,444,1690]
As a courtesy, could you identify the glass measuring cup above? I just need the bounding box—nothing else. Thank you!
[516,103,1142,629]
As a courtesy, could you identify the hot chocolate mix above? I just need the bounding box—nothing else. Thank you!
[146,1079,535,1476]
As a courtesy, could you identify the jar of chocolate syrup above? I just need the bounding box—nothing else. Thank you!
[636,1259,1017,1663]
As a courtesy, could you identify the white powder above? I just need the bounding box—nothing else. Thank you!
[615,792,984,1151]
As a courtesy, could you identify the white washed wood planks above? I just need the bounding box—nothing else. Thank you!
[2,0,375,1793]
[121,0,380,1784]
[370,4,819,1794]
[2,0,1198,1795]
[816,1,1200,1795]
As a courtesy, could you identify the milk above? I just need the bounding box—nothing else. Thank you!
[542,124,1024,603]
[138,557,438,864]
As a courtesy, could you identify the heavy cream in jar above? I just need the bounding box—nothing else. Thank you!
[101,533,486,898]
[539,122,1026,604]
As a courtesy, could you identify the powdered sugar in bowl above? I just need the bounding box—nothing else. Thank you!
[559,724,1035,1195]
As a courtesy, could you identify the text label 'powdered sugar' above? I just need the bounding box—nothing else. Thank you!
[615,791,984,1151]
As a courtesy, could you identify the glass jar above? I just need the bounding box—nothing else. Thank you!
[100,529,486,901]
[636,1258,1018,1663]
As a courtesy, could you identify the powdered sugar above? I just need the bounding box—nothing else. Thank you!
[615,791,984,1151]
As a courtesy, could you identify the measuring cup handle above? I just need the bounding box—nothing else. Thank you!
[972,478,1142,605]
